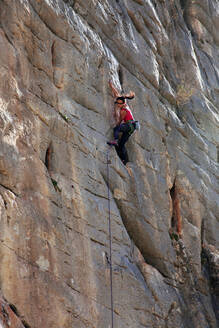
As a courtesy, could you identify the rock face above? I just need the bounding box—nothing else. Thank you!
[0,0,218,327]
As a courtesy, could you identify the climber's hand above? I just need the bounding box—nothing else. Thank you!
[128,91,135,98]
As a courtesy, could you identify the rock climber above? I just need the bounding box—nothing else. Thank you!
[107,80,139,170]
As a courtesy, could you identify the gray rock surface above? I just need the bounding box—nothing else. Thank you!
[0,0,218,327]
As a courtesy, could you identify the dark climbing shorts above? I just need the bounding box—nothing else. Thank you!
[113,121,135,139]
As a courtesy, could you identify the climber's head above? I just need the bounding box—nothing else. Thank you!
[114,96,126,105]
[114,92,135,106]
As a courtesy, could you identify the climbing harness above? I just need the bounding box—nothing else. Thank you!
[134,120,140,131]
[106,147,114,328]
[127,121,135,135]
[126,120,141,135]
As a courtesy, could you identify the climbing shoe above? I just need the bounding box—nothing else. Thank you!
[107,140,118,146]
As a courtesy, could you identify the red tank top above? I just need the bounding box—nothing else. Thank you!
[121,107,134,122]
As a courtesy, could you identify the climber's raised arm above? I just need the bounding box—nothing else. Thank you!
[109,80,121,98]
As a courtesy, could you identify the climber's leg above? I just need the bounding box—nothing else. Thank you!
[117,131,130,165]
[107,124,127,146]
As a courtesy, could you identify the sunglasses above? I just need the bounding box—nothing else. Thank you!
[114,101,124,104]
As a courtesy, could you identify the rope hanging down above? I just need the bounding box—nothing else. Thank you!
[106,148,114,328]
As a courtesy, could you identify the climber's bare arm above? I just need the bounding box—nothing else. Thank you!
[109,80,120,98]
[118,109,126,125]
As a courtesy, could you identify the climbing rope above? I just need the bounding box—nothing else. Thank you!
[106,147,114,328]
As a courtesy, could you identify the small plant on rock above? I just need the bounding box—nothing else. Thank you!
[59,112,69,123]
[176,80,195,106]
[51,178,62,192]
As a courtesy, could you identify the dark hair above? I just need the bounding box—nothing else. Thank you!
[115,94,135,104]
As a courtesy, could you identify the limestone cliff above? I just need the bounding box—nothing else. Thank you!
[0,0,218,327]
